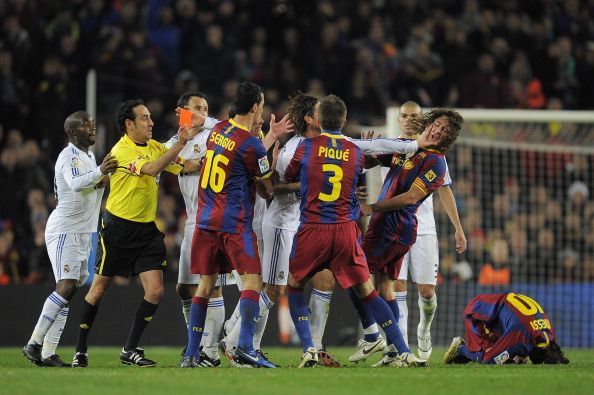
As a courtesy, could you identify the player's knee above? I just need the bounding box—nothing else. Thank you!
[417,285,435,300]
[209,286,222,298]
[176,283,196,300]
[393,279,407,292]
[312,271,335,291]
[263,284,285,304]
[146,285,165,302]
[56,280,77,301]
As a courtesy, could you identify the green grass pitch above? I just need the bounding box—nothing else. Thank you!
[1,347,593,395]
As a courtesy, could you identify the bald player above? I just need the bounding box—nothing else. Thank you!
[23,111,117,367]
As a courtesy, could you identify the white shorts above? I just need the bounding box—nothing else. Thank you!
[261,222,296,286]
[398,234,439,285]
[45,233,91,286]
[178,224,236,286]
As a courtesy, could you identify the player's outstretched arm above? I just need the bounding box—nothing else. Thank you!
[141,126,189,176]
[353,137,419,155]
[436,186,467,253]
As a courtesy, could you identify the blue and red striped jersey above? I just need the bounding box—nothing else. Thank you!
[366,149,446,246]
[464,293,556,364]
[196,119,272,234]
[285,130,364,224]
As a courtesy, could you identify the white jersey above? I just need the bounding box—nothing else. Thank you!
[262,135,304,232]
[164,117,217,226]
[45,143,105,235]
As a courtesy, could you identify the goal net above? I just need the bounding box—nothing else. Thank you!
[368,107,594,348]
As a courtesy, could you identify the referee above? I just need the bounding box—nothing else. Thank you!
[72,99,200,367]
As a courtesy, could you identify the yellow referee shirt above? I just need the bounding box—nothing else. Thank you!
[106,134,184,223]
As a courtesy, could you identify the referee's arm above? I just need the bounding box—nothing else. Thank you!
[141,129,189,176]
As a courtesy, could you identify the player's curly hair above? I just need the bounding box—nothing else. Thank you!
[115,98,144,134]
[287,92,319,136]
[529,341,570,364]
[409,108,463,153]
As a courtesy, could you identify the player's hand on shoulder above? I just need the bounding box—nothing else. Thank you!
[100,153,118,175]
[269,113,294,138]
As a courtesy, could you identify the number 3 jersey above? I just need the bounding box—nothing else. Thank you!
[464,293,556,363]
[196,119,272,234]
[284,130,364,224]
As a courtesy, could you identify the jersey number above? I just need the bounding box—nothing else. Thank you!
[506,293,544,316]
[200,150,229,192]
[318,164,343,202]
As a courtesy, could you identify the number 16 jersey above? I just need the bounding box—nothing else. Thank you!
[196,119,272,234]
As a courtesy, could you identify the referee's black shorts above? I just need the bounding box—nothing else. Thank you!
[95,211,166,277]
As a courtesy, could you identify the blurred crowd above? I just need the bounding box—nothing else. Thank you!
[435,145,594,286]
[1,0,594,285]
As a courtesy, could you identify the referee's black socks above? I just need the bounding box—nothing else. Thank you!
[76,300,99,354]
[124,299,158,351]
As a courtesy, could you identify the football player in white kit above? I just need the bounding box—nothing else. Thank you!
[347,102,466,363]
[23,111,118,367]
[165,92,232,367]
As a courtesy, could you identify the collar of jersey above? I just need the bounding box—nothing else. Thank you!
[229,118,250,132]
[423,147,444,154]
[123,133,148,147]
[321,130,344,139]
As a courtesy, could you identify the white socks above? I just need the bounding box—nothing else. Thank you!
[29,292,68,346]
[418,293,437,335]
[201,297,225,359]
[394,291,408,346]
[42,307,69,359]
[309,289,333,349]
[181,298,192,325]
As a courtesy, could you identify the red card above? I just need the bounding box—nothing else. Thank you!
[179,109,192,127]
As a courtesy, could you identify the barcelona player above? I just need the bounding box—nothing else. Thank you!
[285,95,427,368]
[443,292,569,365]
[180,82,290,368]
[356,109,463,366]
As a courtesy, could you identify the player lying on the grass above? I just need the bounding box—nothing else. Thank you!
[443,292,569,365]
[350,109,463,366]
[285,94,428,368]
[23,111,117,367]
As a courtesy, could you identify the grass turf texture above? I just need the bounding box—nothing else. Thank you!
[1,347,593,395]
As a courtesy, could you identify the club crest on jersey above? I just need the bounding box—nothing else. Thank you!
[494,351,510,365]
[278,271,285,280]
[258,156,270,174]
[193,144,200,154]
[403,160,414,170]
[63,264,70,273]
[424,169,437,182]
